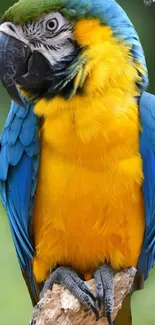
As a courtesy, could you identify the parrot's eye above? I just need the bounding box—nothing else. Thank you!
[46,18,58,32]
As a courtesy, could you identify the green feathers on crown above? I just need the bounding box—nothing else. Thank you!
[3,0,66,23]
[3,0,91,24]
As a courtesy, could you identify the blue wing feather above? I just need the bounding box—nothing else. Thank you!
[0,99,40,304]
[138,92,155,279]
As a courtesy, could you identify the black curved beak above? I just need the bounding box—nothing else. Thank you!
[0,31,31,107]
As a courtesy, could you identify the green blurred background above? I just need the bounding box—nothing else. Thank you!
[0,0,155,324]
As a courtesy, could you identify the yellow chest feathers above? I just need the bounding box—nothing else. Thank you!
[35,92,141,170]
[33,92,145,280]
[32,19,145,282]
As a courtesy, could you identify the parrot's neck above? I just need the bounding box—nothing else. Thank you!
[34,87,140,171]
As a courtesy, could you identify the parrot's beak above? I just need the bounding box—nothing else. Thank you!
[0,25,83,102]
[0,31,31,107]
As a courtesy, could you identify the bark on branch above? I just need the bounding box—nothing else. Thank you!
[30,267,136,325]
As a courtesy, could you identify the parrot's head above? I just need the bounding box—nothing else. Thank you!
[0,0,148,107]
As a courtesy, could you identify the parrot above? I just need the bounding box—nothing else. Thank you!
[0,0,154,324]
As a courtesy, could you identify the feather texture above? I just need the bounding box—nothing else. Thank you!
[138,92,155,279]
[0,99,40,304]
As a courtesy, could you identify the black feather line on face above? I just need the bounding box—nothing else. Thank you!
[17,41,82,101]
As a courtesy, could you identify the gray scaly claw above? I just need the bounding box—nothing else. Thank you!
[40,266,99,320]
[94,264,114,324]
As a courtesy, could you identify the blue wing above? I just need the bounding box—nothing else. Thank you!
[0,99,40,304]
[137,91,155,280]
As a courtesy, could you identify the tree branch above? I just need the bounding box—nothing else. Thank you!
[30,267,136,325]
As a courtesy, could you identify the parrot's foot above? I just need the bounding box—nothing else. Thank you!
[94,264,114,325]
[40,266,99,320]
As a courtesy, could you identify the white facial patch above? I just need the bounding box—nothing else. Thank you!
[0,12,75,65]
[0,22,29,44]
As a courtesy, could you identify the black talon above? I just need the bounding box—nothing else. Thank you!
[91,304,99,321]
[98,295,103,310]
[94,264,114,322]
[84,288,96,302]
[95,310,100,321]
[107,311,112,325]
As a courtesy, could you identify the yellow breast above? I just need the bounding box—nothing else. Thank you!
[32,19,145,282]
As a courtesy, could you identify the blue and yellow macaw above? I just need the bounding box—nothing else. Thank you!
[0,0,154,324]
